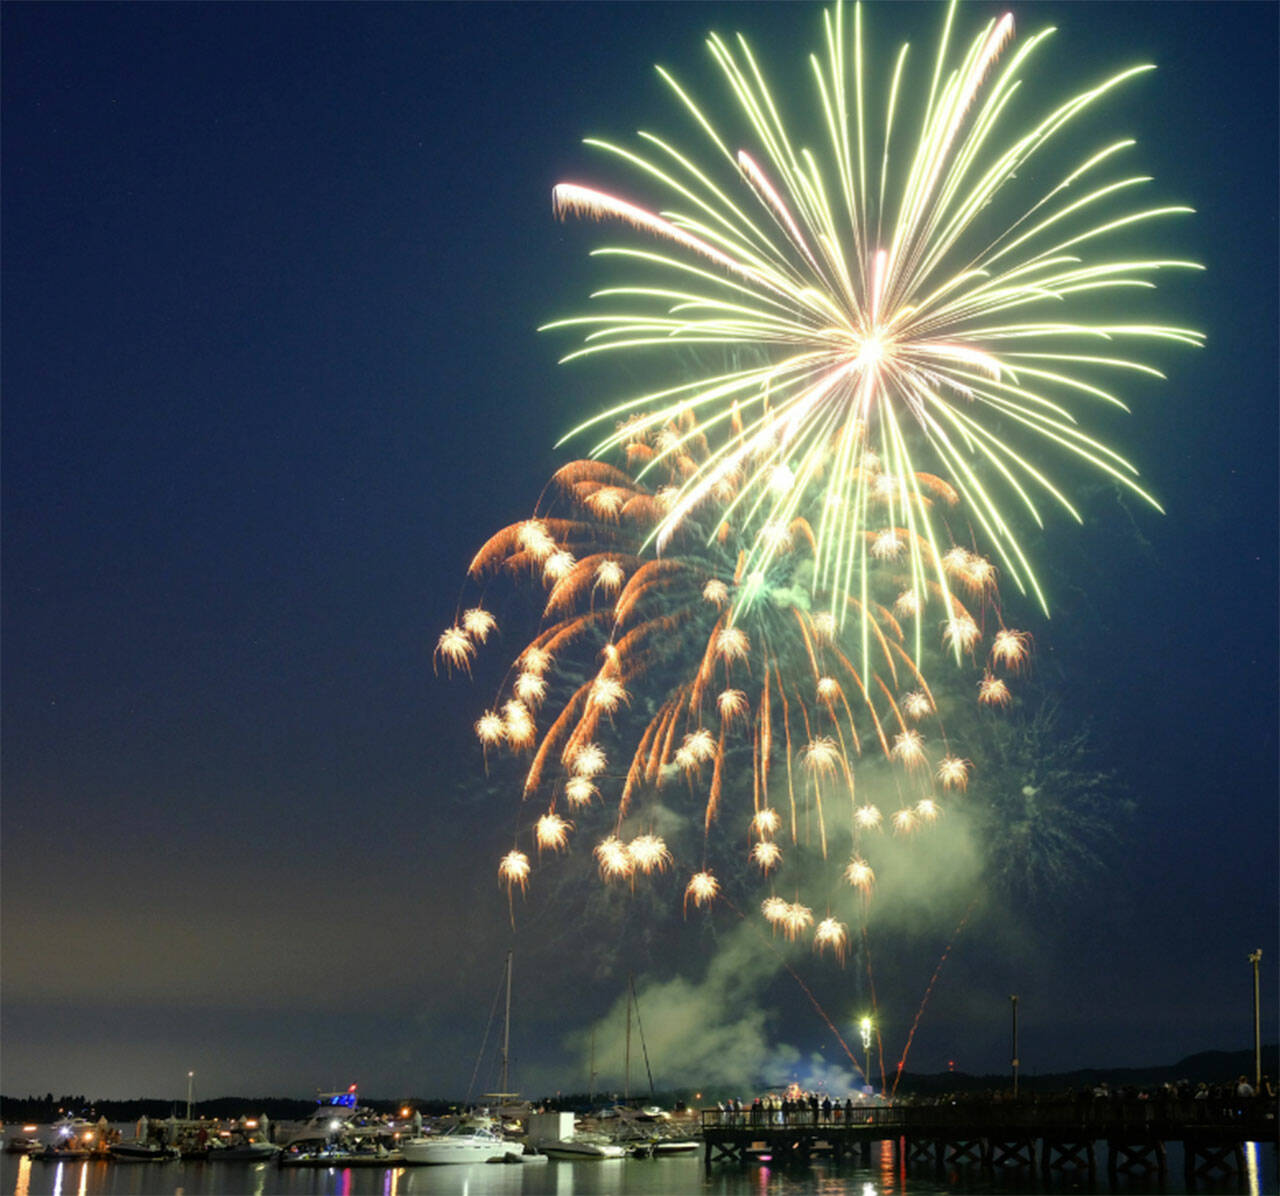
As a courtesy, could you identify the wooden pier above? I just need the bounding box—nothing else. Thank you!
[701,1095,1276,1187]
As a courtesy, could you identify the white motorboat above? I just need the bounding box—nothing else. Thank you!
[402,1124,526,1165]
[534,1134,627,1160]
[648,1137,701,1155]
[275,1086,394,1148]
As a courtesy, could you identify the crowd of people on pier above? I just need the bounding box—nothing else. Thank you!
[708,1074,1276,1129]
[715,1093,882,1126]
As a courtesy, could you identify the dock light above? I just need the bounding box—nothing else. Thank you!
[329,1119,342,1132]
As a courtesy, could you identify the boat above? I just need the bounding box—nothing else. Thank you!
[648,1136,701,1155]
[535,1133,627,1160]
[401,951,534,1166]
[210,1135,280,1162]
[5,1131,41,1155]
[278,1140,403,1167]
[108,1139,180,1161]
[402,1122,526,1165]
[600,1103,701,1156]
[275,1085,395,1149]
[528,1111,627,1159]
[28,1141,94,1162]
[50,1115,96,1138]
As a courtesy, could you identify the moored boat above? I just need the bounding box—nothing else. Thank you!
[534,1134,627,1160]
[649,1137,700,1155]
[6,1126,42,1154]
[210,1136,279,1161]
[275,1085,395,1149]
[402,1123,525,1165]
[28,1142,94,1162]
[278,1140,403,1167]
[108,1139,179,1162]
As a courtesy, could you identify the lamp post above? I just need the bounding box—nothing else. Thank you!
[1248,950,1262,1090]
[1010,995,1020,1100]
[859,1017,873,1093]
[186,1071,195,1121]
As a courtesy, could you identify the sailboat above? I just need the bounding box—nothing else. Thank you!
[605,975,700,1156]
[402,952,531,1165]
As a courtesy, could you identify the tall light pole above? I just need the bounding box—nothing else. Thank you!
[1248,950,1262,1090]
[860,1017,873,1093]
[1010,995,1020,1100]
[186,1071,195,1121]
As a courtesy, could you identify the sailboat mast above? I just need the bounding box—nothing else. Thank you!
[501,950,512,1096]
[629,973,657,1099]
[589,1028,597,1103]
[624,974,632,1103]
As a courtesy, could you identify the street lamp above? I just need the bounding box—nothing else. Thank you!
[1010,996,1020,1100]
[186,1071,195,1121]
[859,1017,873,1092]
[1248,950,1262,1090]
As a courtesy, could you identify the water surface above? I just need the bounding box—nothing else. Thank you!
[3,1132,1272,1195]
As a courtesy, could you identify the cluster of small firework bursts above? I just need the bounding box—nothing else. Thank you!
[438,409,1031,954]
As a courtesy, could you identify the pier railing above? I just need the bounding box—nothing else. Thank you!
[701,1095,1278,1139]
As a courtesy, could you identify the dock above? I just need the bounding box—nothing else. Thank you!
[701,1095,1277,1186]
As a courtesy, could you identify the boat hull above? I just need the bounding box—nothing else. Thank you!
[280,1148,403,1167]
[211,1144,280,1161]
[109,1143,178,1162]
[403,1135,524,1165]
[30,1147,93,1162]
[535,1139,627,1159]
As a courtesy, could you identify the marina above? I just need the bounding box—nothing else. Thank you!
[3,1088,1275,1196]
[2,1131,1276,1196]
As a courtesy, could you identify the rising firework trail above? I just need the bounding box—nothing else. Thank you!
[544,0,1201,660]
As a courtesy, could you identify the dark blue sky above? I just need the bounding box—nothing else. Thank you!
[3,2,1276,1103]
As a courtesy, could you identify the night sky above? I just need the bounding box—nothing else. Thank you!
[3,2,1276,1105]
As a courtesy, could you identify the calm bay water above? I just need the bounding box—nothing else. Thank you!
[3,1132,1273,1196]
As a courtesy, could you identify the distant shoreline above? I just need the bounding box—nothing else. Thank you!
[3,1045,1274,1123]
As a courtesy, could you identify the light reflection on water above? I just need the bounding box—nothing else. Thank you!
[1,1134,1276,1196]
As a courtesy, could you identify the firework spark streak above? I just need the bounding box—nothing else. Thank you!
[890,896,977,1098]
[544,0,1202,660]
